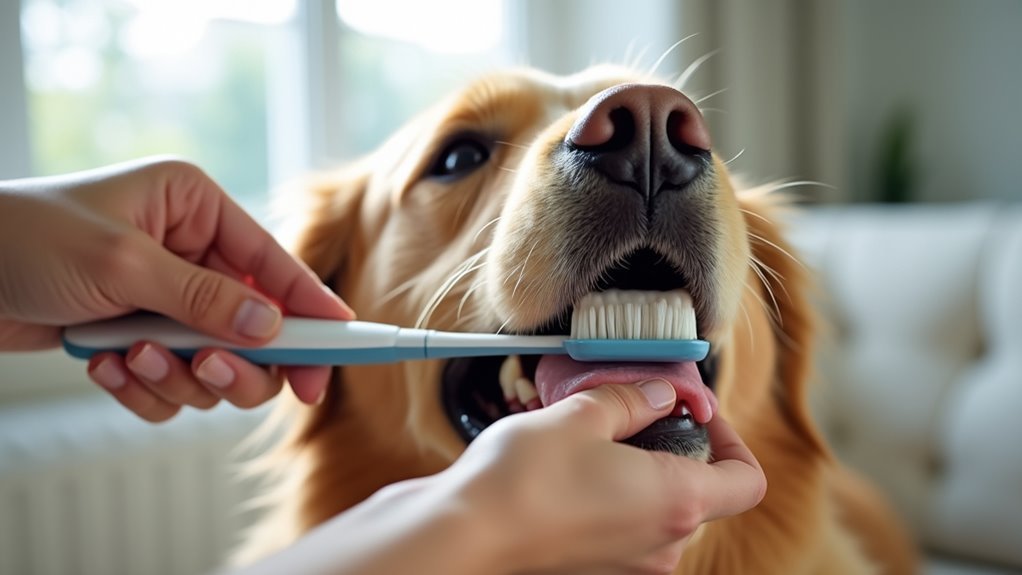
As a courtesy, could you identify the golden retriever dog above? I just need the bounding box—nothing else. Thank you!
[236,64,918,574]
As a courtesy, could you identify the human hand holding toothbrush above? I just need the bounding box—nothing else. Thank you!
[0,157,354,420]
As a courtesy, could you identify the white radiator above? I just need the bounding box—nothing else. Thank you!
[0,394,267,575]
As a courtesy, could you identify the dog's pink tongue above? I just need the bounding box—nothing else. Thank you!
[534,355,717,423]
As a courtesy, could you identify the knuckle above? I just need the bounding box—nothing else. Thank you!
[591,385,640,426]
[150,157,205,182]
[94,229,145,278]
[663,500,703,540]
[180,272,224,322]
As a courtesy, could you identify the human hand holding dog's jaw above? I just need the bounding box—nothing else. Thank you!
[445,380,766,575]
[239,381,766,575]
[0,157,355,421]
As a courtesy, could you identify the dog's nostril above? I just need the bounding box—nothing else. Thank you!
[569,106,636,152]
[565,84,712,198]
[667,110,709,156]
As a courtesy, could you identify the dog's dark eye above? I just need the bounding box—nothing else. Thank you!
[429,138,490,178]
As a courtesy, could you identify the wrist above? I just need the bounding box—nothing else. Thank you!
[412,475,518,575]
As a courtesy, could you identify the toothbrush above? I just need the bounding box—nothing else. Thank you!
[62,289,709,364]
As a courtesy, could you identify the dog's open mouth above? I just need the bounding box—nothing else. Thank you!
[441,248,719,459]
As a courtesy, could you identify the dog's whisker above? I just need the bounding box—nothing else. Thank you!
[694,87,728,105]
[698,107,728,115]
[750,254,788,287]
[747,232,806,271]
[673,49,719,90]
[495,315,515,336]
[498,166,518,175]
[748,284,782,328]
[472,216,502,244]
[649,33,699,77]
[766,180,836,193]
[624,40,651,72]
[494,140,528,151]
[724,148,745,165]
[510,241,540,301]
[379,278,419,306]
[750,256,792,307]
[758,179,837,202]
[417,250,489,328]
[749,259,783,324]
[737,290,756,352]
[457,278,487,320]
[501,262,525,287]
[739,208,771,225]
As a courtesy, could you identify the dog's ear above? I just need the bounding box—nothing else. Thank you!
[739,189,828,456]
[278,165,370,287]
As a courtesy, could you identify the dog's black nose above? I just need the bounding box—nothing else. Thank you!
[566,84,710,200]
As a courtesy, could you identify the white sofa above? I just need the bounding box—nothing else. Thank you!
[790,203,1022,574]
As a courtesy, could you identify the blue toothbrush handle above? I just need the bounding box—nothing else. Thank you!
[61,315,569,366]
[62,315,434,366]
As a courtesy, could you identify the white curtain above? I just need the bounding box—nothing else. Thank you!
[676,0,847,202]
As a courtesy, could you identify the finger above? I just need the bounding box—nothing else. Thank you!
[87,353,182,422]
[284,366,332,405]
[663,416,767,523]
[542,379,677,441]
[203,248,349,325]
[207,196,354,319]
[124,342,219,409]
[190,349,285,408]
[157,170,353,320]
[0,321,60,351]
[123,234,284,344]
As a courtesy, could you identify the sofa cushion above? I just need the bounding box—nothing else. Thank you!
[789,203,1022,570]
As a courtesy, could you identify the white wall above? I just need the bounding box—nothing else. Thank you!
[840,0,1022,203]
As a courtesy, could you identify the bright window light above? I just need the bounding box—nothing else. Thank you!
[337,0,502,54]
[19,0,290,217]
[118,0,297,58]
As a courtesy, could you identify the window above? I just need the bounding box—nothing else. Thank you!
[335,0,507,155]
[15,0,509,221]
[19,0,298,217]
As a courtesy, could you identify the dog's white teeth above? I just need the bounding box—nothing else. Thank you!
[679,403,692,418]
[499,355,525,412]
[499,355,522,396]
[571,289,697,340]
[514,377,541,411]
[500,356,540,412]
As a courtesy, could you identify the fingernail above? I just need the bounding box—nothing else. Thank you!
[196,353,235,389]
[91,357,126,390]
[127,344,169,382]
[234,299,281,339]
[321,284,356,319]
[638,378,676,410]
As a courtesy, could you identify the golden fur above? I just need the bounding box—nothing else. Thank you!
[236,65,918,574]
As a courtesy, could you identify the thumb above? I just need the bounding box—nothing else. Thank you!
[548,379,678,441]
[124,238,282,344]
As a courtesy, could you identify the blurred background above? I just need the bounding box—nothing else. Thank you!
[0,1,1019,574]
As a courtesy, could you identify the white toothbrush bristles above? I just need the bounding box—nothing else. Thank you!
[570,289,697,340]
